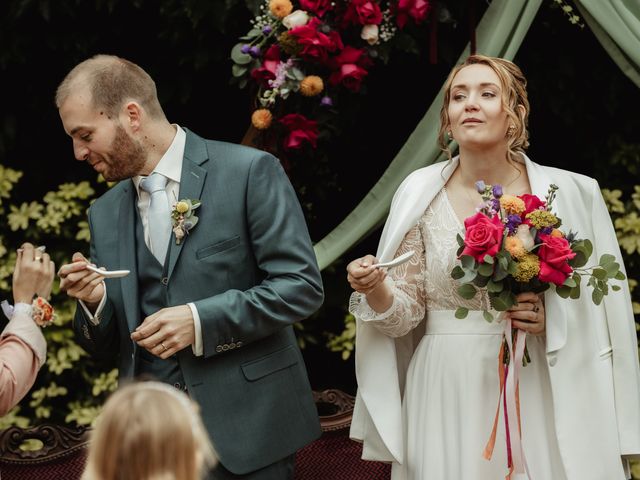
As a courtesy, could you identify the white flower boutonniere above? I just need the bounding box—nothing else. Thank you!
[171,199,201,244]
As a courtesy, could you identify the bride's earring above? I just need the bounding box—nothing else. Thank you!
[507,125,515,136]
[447,130,453,140]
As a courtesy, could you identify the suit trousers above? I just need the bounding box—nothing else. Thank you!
[209,453,295,480]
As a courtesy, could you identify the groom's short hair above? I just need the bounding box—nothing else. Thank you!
[55,54,166,120]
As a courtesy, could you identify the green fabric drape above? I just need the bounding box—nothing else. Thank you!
[576,0,640,88]
[313,0,543,270]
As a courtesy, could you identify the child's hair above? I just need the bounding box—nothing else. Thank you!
[82,381,217,480]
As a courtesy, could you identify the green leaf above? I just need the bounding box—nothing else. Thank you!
[563,276,577,288]
[232,63,248,78]
[570,284,581,299]
[451,266,465,280]
[493,266,509,282]
[473,275,490,288]
[598,254,616,266]
[556,285,572,298]
[460,255,476,270]
[231,43,253,65]
[455,307,469,319]
[478,262,494,277]
[592,268,607,280]
[592,288,604,305]
[615,271,626,280]
[603,262,620,278]
[487,279,503,293]
[483,255,494,264]
[483,310,494,323]
[456,234,465,247]
[457,284,477,300]
[490,295,509,311]
[612,285,621,291]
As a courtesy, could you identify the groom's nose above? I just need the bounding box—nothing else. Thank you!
[73,141,89,161]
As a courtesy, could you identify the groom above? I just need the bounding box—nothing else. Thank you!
[56,54,324,479]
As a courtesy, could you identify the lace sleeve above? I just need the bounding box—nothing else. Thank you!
[349,220,427,338]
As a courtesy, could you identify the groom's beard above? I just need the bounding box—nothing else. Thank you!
[100,125,147,181]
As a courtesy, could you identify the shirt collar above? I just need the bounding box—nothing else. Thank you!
[133,125,186,196]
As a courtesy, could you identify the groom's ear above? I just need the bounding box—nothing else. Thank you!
[122,101,143,132]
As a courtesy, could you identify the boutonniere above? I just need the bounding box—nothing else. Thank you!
[171,199,201,244]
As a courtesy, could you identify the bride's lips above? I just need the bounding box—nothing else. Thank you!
[462,118,483,124]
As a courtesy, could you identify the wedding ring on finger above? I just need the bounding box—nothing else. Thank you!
[160,342,167,352]
[35,245,46,262]
[533,304,540,313]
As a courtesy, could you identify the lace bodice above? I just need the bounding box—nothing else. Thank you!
[349,189,491,337]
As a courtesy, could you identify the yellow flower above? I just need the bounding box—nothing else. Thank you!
[175,201,189,214]
[500,195,525,215]
[504,236,527,259]
[513,253,540,283]
[251,109,273,130]
[550,228,564,238]
[269,0,293,19]
[526,210,558,229]
[300,76,324,97]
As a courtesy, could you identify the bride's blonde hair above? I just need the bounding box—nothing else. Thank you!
[82,381,217,480]
[438,54,531,163]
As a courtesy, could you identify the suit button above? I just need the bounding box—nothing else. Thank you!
[222,344,229,351]
[236,341,243,348]
[161,277,169,286]
[229,342,236,349]
[548,355,557,367]
[215,345,223,353]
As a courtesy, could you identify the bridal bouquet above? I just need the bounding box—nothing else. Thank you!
[451,181,626,477]
[451,181,625,324]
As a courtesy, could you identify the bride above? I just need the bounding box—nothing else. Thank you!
[346,55,640,479]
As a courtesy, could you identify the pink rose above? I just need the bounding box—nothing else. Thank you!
[329,46,371,92]
[519,193,546,216]
[342,0,383,26]
[537,234,576,286]
[279,114,319,150]
[461,212,504,262]
[299,0,332,17]
[250,45,281,87]
[289,18,343,63]
[395,0,430,29]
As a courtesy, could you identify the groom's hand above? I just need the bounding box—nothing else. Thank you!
[58,252,105,311]
[131,305,195,359]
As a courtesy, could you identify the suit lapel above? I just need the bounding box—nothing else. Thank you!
[167,131,209,279]
[118,182,141,334]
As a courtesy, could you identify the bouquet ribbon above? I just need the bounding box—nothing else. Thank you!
[483,318,532,480]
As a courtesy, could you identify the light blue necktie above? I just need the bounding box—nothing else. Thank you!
[140,172,171,264]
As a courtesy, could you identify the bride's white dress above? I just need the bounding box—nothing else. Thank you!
[350,189,568,480]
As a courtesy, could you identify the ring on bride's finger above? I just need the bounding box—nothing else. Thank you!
[533,305,540,313]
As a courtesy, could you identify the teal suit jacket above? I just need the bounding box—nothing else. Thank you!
[73,129,324,474]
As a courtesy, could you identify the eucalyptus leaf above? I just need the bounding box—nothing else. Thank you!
[232,64,248,78]
[231,43,253,65]
[483,255,494,264]
[451,266,465,280]
[455,307,469,319]
[484,280,502,295]
[456,234,465,247]
[556,285,571,299]
[478,262,494,277]
[592,288,604,305]
[458,284,477,300]
[493,266,508,282]
[460,255,476,270]
[604,262,620,278]
[599,253,616,266]
[612,285,621,291]
[562,276,577,288]
[615,271,626,280]
[592,268,607,280]
[569,284,581,299]
[482,310,494,323]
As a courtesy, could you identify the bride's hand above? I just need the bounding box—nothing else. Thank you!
[346,254,387,295]
[507,292,545,335]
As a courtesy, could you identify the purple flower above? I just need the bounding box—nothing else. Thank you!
[492,198,500,211]
[241,44,251,54]
[475,180,486,193]
[320,95,333,107]
[492,184,503,198]
[262,25,273,34]
[540,226,553,235]
[506,214,522,234]
[249,45,262,57]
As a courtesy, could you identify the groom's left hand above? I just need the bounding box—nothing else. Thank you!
[131,305,195,359]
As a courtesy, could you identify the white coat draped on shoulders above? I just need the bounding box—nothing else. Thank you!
[350,154,640,479]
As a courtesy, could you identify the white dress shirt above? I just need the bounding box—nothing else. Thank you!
[81,125,204,356]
